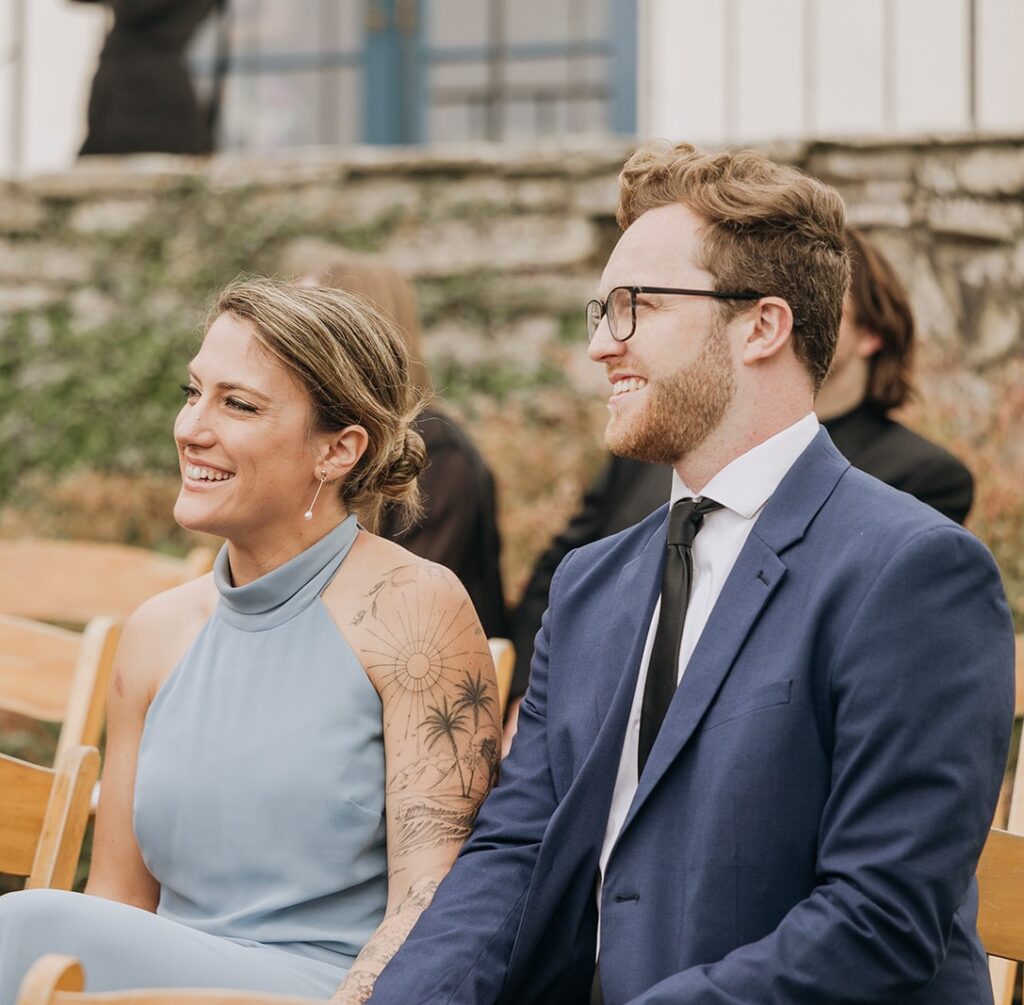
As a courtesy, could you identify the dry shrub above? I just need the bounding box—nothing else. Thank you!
[0,470,216,554]
[901,350,1024,627]
[458,392,607,605]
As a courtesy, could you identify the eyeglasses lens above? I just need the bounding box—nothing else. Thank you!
[608,288,633,341]
[586,300,603,340]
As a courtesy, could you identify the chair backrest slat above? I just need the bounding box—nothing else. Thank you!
[0,615,122,764]
[0,539,214,624]
[0,746,98,888]
[0,616,82,722]
[0,754,55,875]
[979,828,1024,963]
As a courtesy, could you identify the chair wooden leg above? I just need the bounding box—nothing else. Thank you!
[15,955,83,1005]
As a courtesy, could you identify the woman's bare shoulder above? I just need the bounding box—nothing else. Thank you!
[323,532,467,620]
[322,532,482,684]
[116,573,218,698]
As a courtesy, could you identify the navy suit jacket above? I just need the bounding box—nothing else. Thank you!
[371,431,1014,1004]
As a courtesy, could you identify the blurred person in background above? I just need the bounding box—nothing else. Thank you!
[73,0,226,155]
[815,227,974,524]
[505,225,973,748]
[0,280,499,1005]
[304,257,507,640]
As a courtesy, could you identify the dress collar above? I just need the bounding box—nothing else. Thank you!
[214,515,359,622]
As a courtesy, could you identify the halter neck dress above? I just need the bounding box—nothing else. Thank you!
[0,516,387,1003]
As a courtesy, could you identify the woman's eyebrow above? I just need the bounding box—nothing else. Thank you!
[214,381,271,402]
[187,370,271,402]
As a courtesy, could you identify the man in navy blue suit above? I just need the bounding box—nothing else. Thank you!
[367,143,1015,1004]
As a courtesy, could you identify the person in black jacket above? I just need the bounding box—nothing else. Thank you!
[75,0,221,156]
[815,227,973,524]
[303,258,507,639]
[506,227,973,743]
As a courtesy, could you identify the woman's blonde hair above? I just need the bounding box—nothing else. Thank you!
[302,256,433,396]
[210,277,426,531]
[617,142,849,391]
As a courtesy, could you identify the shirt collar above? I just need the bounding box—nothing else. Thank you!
[670,412,820,519]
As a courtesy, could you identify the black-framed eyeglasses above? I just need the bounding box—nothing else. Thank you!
[585,285,764,343]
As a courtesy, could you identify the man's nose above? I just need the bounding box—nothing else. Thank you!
[587,314,626,364]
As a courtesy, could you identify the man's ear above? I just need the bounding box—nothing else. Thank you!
[739,297,794,366]
[319,425,370,483]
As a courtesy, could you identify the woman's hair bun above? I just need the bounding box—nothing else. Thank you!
[379,423,427,500]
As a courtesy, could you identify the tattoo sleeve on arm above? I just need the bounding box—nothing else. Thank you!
[336,563,502,1004]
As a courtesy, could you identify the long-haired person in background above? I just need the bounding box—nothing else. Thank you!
[303,257,507,639]
[0,280,500,1005]
[815,227,974,523]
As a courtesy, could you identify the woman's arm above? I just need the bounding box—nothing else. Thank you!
[84,603,162,907]
[332,562,501,1005]
[86,582,206,908]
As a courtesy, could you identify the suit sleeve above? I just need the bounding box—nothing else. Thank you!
[630,525,1014,1004]
[370,553,577,1004]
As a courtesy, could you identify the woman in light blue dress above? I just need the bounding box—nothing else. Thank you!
[0,280,502,1005]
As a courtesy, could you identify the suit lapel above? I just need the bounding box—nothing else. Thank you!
[591,511,666,730]
[617,429,849,838]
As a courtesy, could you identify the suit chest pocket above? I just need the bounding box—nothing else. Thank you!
[699,679,792,733]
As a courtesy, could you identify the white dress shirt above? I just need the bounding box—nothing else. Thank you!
[597,413,820,913]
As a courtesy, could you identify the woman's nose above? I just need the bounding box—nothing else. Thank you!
[174,404,216,447]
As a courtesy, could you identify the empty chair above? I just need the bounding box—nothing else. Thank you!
[0,539,214,625]
[16,955,319,1005]
[0,745,99,891]
[0,615,121,764]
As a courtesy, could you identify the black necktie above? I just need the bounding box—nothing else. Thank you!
[638,496,722,774]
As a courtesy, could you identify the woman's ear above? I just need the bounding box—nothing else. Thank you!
[739,297,795,366]
[319,425,369,483]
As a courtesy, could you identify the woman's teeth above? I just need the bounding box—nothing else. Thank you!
[186,464,234,482]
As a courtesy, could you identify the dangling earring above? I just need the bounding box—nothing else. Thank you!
[304,471,327,521]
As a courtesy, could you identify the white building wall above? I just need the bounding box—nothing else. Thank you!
[0,0,105,178]
[640,0,1024,143]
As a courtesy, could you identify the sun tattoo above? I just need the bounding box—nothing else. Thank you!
[356,565,491,748]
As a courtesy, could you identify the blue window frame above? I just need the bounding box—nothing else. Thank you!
[192,0,636,148]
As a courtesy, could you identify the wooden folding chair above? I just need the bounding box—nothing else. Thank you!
[17,955,321,1005]
[980,829,1024,991]
[0,745,99,890]
[0,539,214,625]
[488,637,515,719]
[988,633,1024,1003]
[0,615,121,763]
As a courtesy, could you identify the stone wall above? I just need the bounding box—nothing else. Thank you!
[1,135,1022,612]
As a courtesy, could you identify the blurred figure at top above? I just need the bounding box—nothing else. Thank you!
[815,227,973,524]
[305,257,507,639]
[74,0,224,156]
